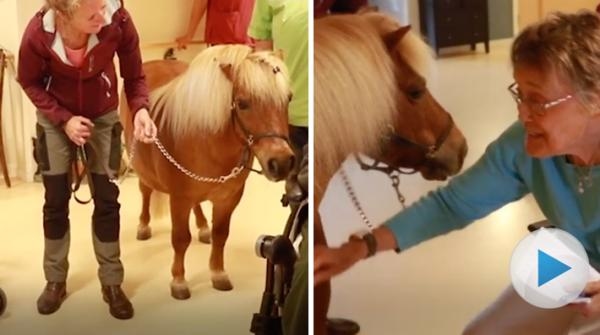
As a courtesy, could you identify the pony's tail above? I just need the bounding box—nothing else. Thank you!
[150,191,170,220]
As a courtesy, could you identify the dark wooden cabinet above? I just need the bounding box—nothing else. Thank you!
[419,0,489,55]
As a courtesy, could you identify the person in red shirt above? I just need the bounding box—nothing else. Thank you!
[18,0,156,320]
[176,0,255,48]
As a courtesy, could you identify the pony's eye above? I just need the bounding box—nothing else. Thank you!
[406,87,424,101]
[237,99,250,110]
[288,93,293,102]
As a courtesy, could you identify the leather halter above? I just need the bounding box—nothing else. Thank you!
[231,101,290,175]
[356,112,455,175]
[228,56,291,175]
[354,112,455,207]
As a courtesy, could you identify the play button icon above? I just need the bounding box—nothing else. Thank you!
[510,227,590,309]
[538,249,571,287]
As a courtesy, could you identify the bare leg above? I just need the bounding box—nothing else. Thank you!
[137,180,153,240]
[168,196,193,300]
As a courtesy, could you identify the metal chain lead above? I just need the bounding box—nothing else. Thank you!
[114,137,245,185]
[340,166,408,232]
[340,167,375,232]
[389,173,407,209]
[153,137,245,183]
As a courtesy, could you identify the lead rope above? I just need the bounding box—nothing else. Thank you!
[339,165,407,232]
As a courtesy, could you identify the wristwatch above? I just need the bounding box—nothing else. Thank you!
[350,232,377,258]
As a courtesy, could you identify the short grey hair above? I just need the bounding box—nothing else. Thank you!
[512,10,600,113]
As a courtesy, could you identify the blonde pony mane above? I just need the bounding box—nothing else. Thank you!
[151,45,290,137]
[315,12,433,181]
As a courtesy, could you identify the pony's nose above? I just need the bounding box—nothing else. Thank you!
[268,155,295,181]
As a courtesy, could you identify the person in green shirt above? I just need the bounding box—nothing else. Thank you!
[249,0,308,154]
[248,2,308,335]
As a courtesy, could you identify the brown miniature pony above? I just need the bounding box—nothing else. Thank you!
[120,45,295,299]
[314,12,468,334]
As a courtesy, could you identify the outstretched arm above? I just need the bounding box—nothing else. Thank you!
[315,122,531,285]
[176,0,208,49]
[314,226,398,286]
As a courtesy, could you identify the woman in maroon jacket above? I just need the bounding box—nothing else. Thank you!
[18,0,156,320]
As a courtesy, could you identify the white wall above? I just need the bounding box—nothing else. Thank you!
[0,0,39,183]
[125,0,207,62]
[0,0,211,183]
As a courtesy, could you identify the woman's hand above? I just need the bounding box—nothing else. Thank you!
[573,280,600,317]
[175,34,193,50]
[133,108,157,143]
[63,116,94,146]
[314,239,366,286]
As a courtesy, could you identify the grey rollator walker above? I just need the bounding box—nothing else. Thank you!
[0,287,6,316]
[250,149,308,335]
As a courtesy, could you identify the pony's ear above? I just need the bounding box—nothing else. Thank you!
[273,49,285,61]
[220,63,234,82]
[384,25,411,51]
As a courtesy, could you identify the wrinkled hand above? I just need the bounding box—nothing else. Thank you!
[175,34,193,50]
[63,116,94,146]
[314,241,365,287]
[133,108,157,143]
[573,280,600,317]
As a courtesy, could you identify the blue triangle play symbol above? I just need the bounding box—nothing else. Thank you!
[538,249,571,287]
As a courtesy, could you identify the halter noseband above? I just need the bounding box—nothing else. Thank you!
[357,112,455,175]
[390,113,455,160]
[354,112,455,207]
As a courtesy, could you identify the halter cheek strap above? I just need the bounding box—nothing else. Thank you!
[230,102,291,175]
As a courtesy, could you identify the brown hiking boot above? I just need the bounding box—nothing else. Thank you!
[37,282,66,315]
[101,285,134,320]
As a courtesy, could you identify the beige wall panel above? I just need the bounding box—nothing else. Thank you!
[518,0,598,31]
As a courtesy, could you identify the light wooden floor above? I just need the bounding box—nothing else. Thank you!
[0,169,290,334]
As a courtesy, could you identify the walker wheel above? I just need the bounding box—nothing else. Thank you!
[0,288,6,316]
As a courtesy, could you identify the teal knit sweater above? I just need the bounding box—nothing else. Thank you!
[386,121,600,263]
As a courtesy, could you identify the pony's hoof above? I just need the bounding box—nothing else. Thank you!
[170,285,191,300]
[198,228,211,244]
[211,273,233,291]
[137,225,152,241]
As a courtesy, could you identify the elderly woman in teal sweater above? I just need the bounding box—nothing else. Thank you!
[315,10,600,334]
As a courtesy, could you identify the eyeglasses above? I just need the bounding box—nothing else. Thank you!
[507,82,574,117]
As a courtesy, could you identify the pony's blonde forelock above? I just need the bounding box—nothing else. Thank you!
[315,14,397,183]
[239,51,290,112]
[151,45,290,136]
[315,13,433,189]
[398,30,432,78]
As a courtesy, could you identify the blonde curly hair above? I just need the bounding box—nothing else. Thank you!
[512,10,600,112]
[45,0,82,18]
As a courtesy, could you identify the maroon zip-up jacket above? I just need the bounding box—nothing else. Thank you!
[18,1,149,127]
